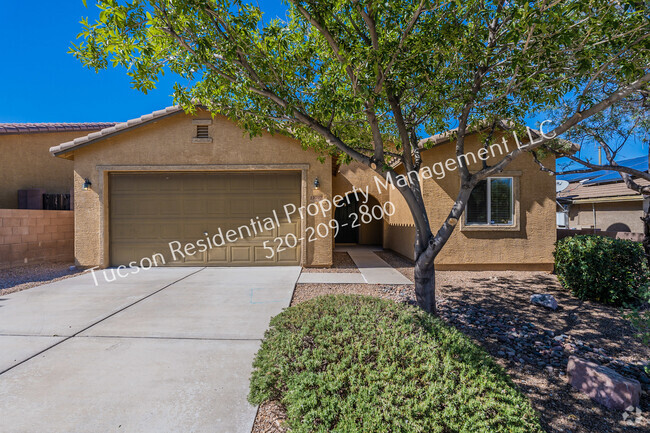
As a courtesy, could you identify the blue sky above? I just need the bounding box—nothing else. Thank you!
[1,1,645,164]
[0,1,288,123]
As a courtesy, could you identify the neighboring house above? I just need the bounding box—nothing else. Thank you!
[0,122,115,209]
[0,122,114,269]
[557,156,649,234]
[50,106,557,271]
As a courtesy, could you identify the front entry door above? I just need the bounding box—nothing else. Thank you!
[334,196,359,244]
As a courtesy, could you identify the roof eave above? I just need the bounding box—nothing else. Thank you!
[50,106,185,157]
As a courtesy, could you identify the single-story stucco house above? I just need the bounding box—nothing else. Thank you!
[0,122,115,209]
[557,156,649,234]
[48,106,557,271]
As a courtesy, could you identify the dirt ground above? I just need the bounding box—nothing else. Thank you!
[300,252,360,273]
[253,250,650,433]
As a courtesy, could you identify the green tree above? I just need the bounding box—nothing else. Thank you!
[543,91,650,263]
[74,0,650,314]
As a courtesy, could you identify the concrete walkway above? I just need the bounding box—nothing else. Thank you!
[0,266,300,433]
[297,246,413,284]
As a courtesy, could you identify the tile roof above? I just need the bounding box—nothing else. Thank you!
[418,121,579,155]
[0,122,117,135]
[557,178,650,201]
[50,106,183,156]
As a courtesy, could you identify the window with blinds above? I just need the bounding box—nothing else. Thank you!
[466,177,513,225]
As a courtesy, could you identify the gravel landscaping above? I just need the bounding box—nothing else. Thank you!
[0,262,82,296]
[253,250,649,433]
[252,402,289,433]
[299,252,359,273]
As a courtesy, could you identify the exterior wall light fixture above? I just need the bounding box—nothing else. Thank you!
[82,178,92,191]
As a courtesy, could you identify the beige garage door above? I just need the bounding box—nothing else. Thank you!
[109,172,301,266]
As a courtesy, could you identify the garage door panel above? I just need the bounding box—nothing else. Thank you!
[179,176,206,192]
[112,244,170,267]
[207,247,228,263]
[278,222,299,237]
[159,203,184,216]
[253,228,275,241]
[135,197,164,215]
[110,172,301,266]
[230,246,252,263]
[145,180,168,192]
[229,198,253,216]
[182,250,206,263]
[228,175,253,191]
[253,175,278,191]
[254,246,275,263]
[182,198,208,215]
[181,222,208,240]
[159,223,184,239]
[110,222,136,240]
[132,223,164,241]
[206,201,228,216]
[254,200,281,218]
[277,246,300,263]
[278,181,300,193]
[111,197,139,217]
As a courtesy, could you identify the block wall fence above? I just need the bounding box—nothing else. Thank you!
[0,209,73,269]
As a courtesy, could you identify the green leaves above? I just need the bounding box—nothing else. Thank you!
[249,295,544,432]
[71,0,649,162]
[554,235,650,305]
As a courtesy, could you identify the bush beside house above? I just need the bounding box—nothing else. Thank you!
[249,295,543,433]
[554,235,649,305]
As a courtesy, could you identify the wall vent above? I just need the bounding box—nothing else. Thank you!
[196,125,209,138]
[192,121,213,143]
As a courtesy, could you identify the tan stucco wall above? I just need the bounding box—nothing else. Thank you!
[0,131,91,208]
[379,132,556,270]
[333,160,390,205]
[68,110,332,268]
[569,201,644,233]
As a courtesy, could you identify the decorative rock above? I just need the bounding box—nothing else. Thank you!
[530,294,558,310]
[436,298,649,390]
[567,356,641,410]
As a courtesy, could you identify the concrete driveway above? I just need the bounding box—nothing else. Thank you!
[0,266,300,433]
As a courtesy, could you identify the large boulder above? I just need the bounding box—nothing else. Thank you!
[567,356,641,410]
[530,294,558,310]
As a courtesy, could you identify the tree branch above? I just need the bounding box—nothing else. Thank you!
[477,72,650,180]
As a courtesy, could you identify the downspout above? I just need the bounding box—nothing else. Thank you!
[592,203,597,233]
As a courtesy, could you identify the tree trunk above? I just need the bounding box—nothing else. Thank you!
[642,209,650,268]
[408,185,473,315]
[414,255,436,314]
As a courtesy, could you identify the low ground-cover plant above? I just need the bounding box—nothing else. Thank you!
[627,306,650,346]
[249,295,543,433]
[625,287,650,372]
[625,295,650,376]
[554,235,649,305]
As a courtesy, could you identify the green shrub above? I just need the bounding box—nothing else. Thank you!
[554,235,649,305]
[249,295,543,433]
[626,307,650,346]
[625,286,650,351]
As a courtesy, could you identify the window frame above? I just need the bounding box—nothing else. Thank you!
[461,172,521,232]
